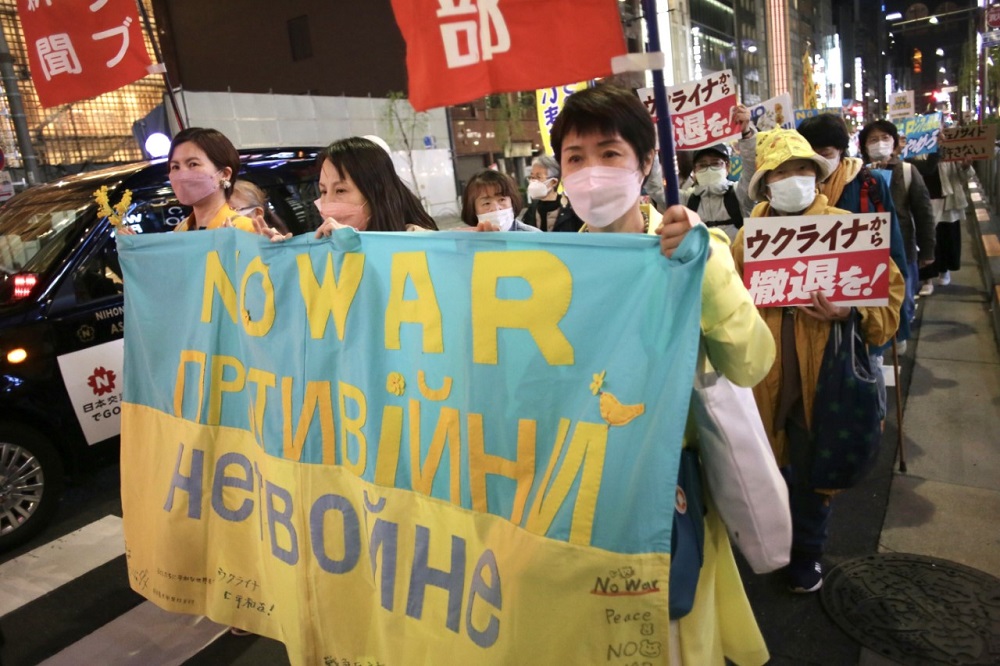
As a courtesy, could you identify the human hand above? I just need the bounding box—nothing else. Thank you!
[115,225,136,236]
[474,221,501,232]
[798,291,851,321]
[730,104,752,136]
[655,205,702,259]
[919,258,935,268]
[315,217,348,238]
[251,214,292,242]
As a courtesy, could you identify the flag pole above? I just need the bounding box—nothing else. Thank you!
[135,0,185,131]
[640,0,679,207]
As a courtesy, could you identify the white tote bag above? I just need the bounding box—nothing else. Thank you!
[691,358,792,574]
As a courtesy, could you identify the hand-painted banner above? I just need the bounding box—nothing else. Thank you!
[389,0,625,111]
[118,227,709,664]
[892,112,941,158]
[742,213,891,307]
[938,124,997,162]
[16,0,151,108]
[749,93,794,132]
[792,107,843,128]
[536,82,588,156]
[667,70,741,150]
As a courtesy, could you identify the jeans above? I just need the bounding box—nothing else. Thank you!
[781,419,832,557]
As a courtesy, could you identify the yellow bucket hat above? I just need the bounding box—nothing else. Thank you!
[748,128,832,201]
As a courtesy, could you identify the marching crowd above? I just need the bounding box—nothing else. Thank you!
[141,82,971,665]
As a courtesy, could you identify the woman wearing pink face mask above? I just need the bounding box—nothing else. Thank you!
[167,128,255,233]
[312,137,437,237]
[549,83,776,666]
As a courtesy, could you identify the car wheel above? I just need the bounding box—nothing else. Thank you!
[0,423,65,551]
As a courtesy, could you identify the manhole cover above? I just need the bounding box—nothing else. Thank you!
[821,553,1000,665]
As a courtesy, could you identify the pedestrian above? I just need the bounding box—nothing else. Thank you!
[460,169,540,231]
[909,153,972,294]
[230,179,291,237]
[550,82,776,666]
[519,155,584,231]
[734,128,905,594]
[680,104,758,242]
[167,128,257,233]
[859,120,935,328]
[313,136,438,236]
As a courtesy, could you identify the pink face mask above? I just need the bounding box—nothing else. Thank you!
[314,199,370,230]
[171,170,223,206]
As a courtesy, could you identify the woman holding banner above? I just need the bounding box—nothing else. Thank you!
[549,83,776,666]
[733,128,904,594]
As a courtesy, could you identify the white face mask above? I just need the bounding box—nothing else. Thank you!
[562,166,643,228]
[867,139,895,162]
[527,179,553,200]
[820,153,841,174]
[476,207,515,231]
[767,175,816,213]
[695,165,728,190]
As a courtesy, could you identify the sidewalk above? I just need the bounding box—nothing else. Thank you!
[745,173,1000,665]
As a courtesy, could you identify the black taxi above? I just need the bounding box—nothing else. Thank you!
[0,149,322,550]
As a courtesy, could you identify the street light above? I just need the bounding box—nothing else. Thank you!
[936,48,945,56]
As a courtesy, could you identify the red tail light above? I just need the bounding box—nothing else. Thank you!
[12,273,37,300]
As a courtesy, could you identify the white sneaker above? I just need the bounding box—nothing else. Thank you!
[938,271,951,286]
[919,281,935,296]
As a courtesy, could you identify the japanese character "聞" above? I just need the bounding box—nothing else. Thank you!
[436,0,510,69]
[36,34,82,80]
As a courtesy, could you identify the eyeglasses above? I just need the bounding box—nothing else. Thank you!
[695,160,727,170]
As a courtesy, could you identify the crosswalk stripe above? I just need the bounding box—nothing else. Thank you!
[0,515,125,617]
[38,601,228,666]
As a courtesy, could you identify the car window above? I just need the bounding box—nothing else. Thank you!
[70,234,124,304]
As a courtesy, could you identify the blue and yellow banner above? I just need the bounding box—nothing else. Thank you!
[892,112,942,158]
[118,227,708,664]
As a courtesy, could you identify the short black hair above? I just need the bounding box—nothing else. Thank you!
[168,127,241,198]
[550,83,655,172]
[797,114,850,154]
[858,120,900,162]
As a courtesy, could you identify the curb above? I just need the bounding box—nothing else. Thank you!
[966,168,1000,353]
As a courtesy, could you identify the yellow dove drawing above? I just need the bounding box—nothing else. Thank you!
[599,391,645,427]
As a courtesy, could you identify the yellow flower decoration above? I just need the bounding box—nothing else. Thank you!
[93,185,133,228]
[386,372,405,396]
[590,370,606,395]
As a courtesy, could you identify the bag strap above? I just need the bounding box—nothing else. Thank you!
[902,162,912,192]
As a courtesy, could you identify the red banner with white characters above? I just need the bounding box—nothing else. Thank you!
[17,0,151,108]
[742,213,892,307]
[667,70,741,151]
[389,0,626,111]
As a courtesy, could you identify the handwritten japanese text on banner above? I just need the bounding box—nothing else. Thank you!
[892,112,941,159]
[667,70,740,150]
[536,82,588,156]
[16,0,151,108]
[938,124,997,162]
[742,213,891,307]
[117,227,709,664]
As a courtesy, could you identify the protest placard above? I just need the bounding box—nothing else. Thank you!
[742,212,891,307]
[888,91,915,120]
[666,70,740,150]
[892,112,941,158]
[793,107,843,127]
[938,124,998,162]
[749,93,794,132]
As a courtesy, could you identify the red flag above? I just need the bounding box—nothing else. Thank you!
[390,0,625,111]
[17,0,152,108]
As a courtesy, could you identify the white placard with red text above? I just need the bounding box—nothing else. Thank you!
[743,213,891,307]
[666,70,741,150]
[57,338,124,445]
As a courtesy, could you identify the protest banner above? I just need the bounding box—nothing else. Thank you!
[742,212,891,307]
[892,112,941,158]
[887,91,915,120]
[16,0,152,108]
[536,82,589,155]
[793,107,843,127]
[666,70,741,151]
[748,93,794,132]
[390,0,625,110]
[938,124,998,162]
[118,226,710,664]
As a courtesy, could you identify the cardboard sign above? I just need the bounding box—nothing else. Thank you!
[748,93,794,132]
[16,0,151,108]
[888,91,915,120]
[938,124,998,162]
[742,213,892,307]
[666,70,741,150]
